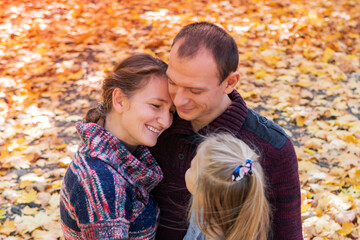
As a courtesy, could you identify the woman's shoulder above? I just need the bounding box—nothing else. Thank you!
[64,153,128,195]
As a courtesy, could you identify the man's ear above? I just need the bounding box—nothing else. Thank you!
[112,88,128,113]
[223,72,239,94]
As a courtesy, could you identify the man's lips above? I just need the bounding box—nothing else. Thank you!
[177,106,194,113]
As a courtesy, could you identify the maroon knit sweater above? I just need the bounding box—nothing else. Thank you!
[150,90,303,240]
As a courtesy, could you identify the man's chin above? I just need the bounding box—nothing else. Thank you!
[177,111,196,121]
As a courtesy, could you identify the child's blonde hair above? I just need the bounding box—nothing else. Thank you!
[189,132,271,240]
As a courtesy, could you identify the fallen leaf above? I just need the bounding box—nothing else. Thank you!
[17,189,38,204]
[0,219,16,235]
[338,221,355,236]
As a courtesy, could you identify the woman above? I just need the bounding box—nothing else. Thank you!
[60,54,174,240]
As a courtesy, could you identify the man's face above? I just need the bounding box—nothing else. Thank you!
[166,43,231,130]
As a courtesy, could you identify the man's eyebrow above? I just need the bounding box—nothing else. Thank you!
[167,77,206,91]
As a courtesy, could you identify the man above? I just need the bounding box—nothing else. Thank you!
[150,22,303,240]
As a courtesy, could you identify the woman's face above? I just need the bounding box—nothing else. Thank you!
[119,75,174,149]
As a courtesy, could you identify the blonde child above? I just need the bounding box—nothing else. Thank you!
[184,133,271,240]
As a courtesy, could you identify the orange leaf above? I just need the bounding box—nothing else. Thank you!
[0,219,16,235]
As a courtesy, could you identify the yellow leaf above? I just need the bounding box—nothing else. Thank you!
[296,78,312,88]
[51,180,62,189]
[322,47,334,62]
[239,52,252,60]
[263,55,279,67]
[338,221,354,236]
[254,69,266,79]
[296,116,305,127]
[16,137,26,145]
[22,206,38,215]
[304,148,316,154]
[49,193,60,209]
[36,46,49,55]
[315,209,323,217]
[329,109,341,116]
[301,203,311,214]
[1,144,9,158]
[334,73,346,81]
[67,70,83,80]
[355,169,360,182]
[0,218,16,235]
[33,229,61,239]
[278,75,294,83]
[348,33,360,39]
[347,54,357,59]
[344,135,358,144]
[0,209,6,219]
[304,138,324,150]
[328,84,342,91]
[17,189,38,204]
[298,64,317,75]
[55,143,67,150]
[19,180,33,189]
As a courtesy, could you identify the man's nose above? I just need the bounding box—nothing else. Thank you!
[172,87,189,107]
[158,110,172,129]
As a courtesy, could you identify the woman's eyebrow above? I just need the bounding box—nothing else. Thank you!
[152,98,170,103]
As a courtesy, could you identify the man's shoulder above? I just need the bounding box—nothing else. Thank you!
[242,108,289,150]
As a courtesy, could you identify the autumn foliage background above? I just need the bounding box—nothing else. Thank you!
[0,0,359,239]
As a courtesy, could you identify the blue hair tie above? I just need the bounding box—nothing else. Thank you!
[232,159,253,182]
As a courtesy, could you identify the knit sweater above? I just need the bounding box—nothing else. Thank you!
[150,90,303,240]
[60,122,163,240]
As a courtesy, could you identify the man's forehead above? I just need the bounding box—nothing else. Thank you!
[170,41,209,60]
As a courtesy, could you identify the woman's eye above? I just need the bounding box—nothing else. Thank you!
[151,104,160,109]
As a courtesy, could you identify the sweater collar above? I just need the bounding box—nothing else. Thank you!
[75,121,163,195]
[169,90,248,136]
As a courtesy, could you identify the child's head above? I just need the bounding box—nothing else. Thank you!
[185,133,271,240]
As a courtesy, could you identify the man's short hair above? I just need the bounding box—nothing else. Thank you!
[172,22,239,83]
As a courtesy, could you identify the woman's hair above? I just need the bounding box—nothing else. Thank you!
[84,53,168,126]
[189,133,271,240]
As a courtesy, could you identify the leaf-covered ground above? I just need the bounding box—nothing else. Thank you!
[0,0,359,239]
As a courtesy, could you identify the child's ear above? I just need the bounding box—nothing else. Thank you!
[224,72,239,94]
[112,88,128,113]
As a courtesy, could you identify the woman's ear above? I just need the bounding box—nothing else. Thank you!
[112,88,128,113]
[223,72,239,94]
